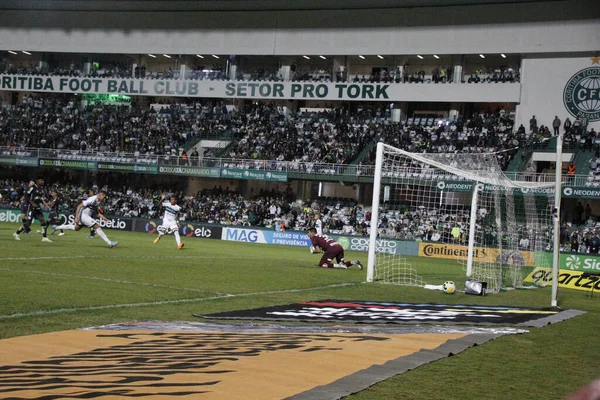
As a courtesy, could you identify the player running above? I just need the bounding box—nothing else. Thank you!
[14,177,52,242]
[80,190,97,239]
[307,227,363,270]
[17,181,35,235]
[153,193,184,250]
[47,190,65,236]
[54,191,118,248]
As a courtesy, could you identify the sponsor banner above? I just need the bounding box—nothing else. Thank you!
[436,180,555,196]
[220,168,288,182]
[561,253,600,272]
[39,158,97,170]
[433,183,600,198]
[418,242,535,266]
[0,209,132,230]
[138,219,222,240]
[140,219,221,239]
[562,186,600,199]
[0,156,38,166]
[97,162,158,174]
[524,267,600,292]
[59,213,133,231]
[221,227,267,243]
[0,208,22,223]
[203,300,559,326]
[331,235,419,256]
[221,227,309,246]
[158,165,220,177]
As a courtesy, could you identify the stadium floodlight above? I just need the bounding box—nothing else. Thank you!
[479,54,486,58]
[359,55,365,59]
[433,54,440,59]
[162,54,171,58]
[8,50,17,55]
[319,55,326,59]
[501,54,507,58]
[417,55,424,59]
[196,54,204,58]
[147,54,157,58]
[367,142,557,298]
[22,51,31,55]
[303,55,310,59]
[212,55,219,59]
[377,55,384,59]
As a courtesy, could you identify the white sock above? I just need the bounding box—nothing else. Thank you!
[95,227,111,245]
[157,233,164,239]
[333,263,347,269]
[174,231,181,246]
[55,224,75,230]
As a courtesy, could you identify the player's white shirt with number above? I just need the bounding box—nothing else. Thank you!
[161,201,181,231]
[80,195,100,227]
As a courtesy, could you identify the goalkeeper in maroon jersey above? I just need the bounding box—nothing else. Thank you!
[307,228,363,270]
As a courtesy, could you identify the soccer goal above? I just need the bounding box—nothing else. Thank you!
[367,142,557,294]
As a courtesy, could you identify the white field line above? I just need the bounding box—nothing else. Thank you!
[0,282,355,320]
[0,268,212,294]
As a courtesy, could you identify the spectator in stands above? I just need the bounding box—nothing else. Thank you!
[529,115,537,132]
[190,148,200,166]
[564,117,572,133]
[567,162,576,183]
[552,116,561,135]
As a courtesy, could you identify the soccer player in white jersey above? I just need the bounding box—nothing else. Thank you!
[54,191,118,248]
[153,193,184,250]
[314,213,323,235]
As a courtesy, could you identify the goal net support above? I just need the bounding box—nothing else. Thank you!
[367,143,557,294]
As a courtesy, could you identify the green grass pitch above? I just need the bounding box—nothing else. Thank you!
[0,223,599,399]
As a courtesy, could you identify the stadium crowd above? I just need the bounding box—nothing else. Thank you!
[2,95,584,175]
[0,57,519,84]
[0,97,235,156]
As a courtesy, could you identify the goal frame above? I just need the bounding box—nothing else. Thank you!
[366,142,561,305]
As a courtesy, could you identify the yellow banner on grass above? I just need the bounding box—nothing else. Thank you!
[524,267,600,292]
[418,242,535,266]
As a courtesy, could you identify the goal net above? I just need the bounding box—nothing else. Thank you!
[366,143,556,293]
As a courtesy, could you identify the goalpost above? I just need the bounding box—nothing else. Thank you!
[367,142,560,299]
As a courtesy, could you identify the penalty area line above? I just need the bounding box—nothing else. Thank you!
[0,282,356,320]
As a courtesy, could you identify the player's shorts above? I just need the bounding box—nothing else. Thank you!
[19,203,28,215]
[27,207,44,221]
[319,245,345,266]
[158,221,179,234]
[78,212,99,228]
[47,211,60,223]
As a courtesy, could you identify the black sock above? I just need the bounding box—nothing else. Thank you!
[42,222,49,238]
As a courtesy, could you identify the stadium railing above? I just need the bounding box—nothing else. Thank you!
[0,146,591,186]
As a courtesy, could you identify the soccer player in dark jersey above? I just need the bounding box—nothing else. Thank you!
[17,181,35,234]
[47,190,65,236]
[307,228,363,270]
[14,177,52,242]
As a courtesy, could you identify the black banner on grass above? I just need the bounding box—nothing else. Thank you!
[203,300,560,326]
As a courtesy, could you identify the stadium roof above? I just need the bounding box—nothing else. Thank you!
[0,0,562,12]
